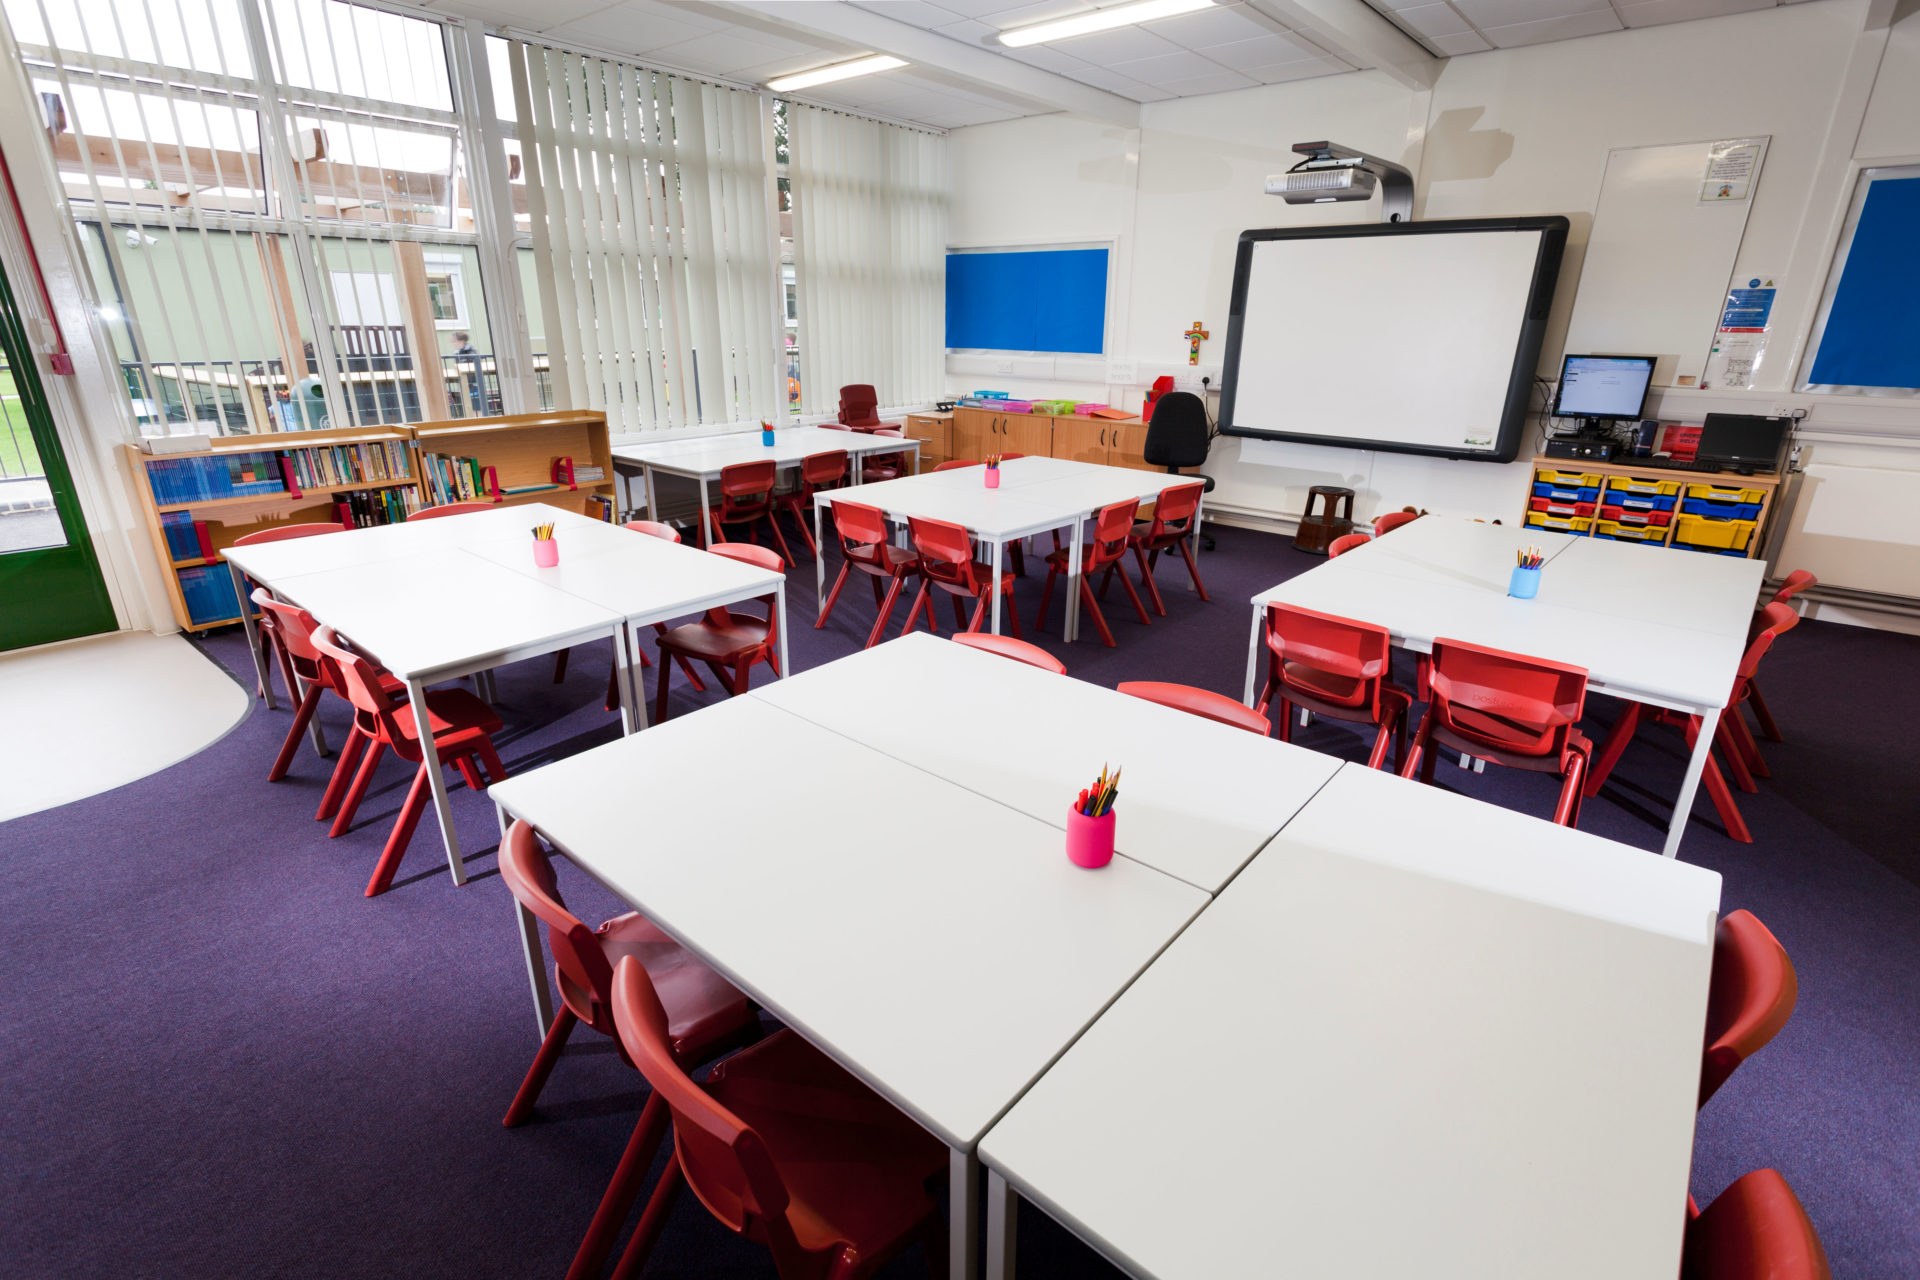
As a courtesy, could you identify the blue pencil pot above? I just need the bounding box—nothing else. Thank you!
[761,428,776,446]
[1509,566,1541,599]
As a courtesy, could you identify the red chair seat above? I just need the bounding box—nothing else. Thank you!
[1281,659,1365,706]
[390,688,503,749]
[596,913,754,1058]
[655,615,772,665]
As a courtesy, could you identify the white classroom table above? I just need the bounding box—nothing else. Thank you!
[1243,517,1763,858]
[979,762,1724,1280]
[752,632,1339,892]
[488,694,1209,1280]
[813,457,1198,641]
[613,426,923,543]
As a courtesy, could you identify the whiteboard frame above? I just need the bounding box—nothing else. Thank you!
[1216,217,1570,463]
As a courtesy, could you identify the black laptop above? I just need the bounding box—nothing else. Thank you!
[1698,414,1791,472]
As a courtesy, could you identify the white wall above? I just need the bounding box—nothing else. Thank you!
[947,0,1920,614]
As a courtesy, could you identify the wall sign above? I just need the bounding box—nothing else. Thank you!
[1700,138,1766,203]
[1702,275,1776,390]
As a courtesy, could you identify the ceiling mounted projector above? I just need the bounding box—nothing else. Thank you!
[1266,141,1414,223]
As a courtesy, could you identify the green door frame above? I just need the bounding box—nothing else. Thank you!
[0,254,118,650]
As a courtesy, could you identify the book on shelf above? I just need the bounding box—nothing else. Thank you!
[147,451,286,504]
[587,493,615,522]
[177,563,241,626]
[284,439,413,489]
[330,486,423,529]
[420,451,485,505]
[159,510,200,561]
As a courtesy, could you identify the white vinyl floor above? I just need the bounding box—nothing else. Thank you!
[0,629,249,823]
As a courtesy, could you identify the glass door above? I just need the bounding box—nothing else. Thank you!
[0,256,116,650]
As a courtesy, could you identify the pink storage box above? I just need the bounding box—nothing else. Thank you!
[1073,403,1109,416]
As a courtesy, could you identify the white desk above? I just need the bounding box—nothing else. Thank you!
[814,458,1197,641]
[488,694,1209,1280]
[980,762,1723,1280]
[1245,517,1762,857]
[613,426,923,544]
[752,633,1339,892]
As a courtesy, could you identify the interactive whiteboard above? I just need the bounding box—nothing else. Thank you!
[1218,218,1568,463]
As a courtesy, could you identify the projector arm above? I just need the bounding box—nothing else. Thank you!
[1290,141,1415,223]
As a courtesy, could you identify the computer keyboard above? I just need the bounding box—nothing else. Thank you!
[1635,456,1725,473]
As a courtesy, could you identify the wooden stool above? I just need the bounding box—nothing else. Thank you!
[1294,485,1355,555]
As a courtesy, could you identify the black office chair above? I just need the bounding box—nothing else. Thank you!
[1143,391,1215,551]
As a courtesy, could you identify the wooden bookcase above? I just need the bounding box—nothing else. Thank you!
[1523,454,1782,559]
[411,409,613,516]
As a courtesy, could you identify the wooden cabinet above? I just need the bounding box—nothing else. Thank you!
[1050,417,1109,464]
[1004,414,1053,459]
[950,407,993,463]
[1107,422,1152,472]
[904,413,952,468]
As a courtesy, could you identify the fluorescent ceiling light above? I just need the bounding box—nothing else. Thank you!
[999,0,1214,48]
[767,55,907,92]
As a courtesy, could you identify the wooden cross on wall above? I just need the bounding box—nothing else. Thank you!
[1183,320,1209,366]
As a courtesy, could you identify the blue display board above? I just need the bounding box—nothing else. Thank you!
[1808,175,1920,389]
[945,248,1107,354]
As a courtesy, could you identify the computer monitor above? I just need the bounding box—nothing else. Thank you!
[1552,354,1656,431]
[1699,413,1790,470]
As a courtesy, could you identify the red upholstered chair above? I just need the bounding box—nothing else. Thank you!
[1328,532,1370,558]
[1582,604,1799,843]
[1038,499,1149,648]
[861,428,911,482]
[653,542,783,723]
[251,588,405,788]
[951,632,1065,674]
[1373,510,1419,536]
[705,460,794,563]
[309,627,507,896]
[816,500,920,649]
[934,459,982,472]
[1400,638,1593,828]
[776,449,848,558]
[232,523,346,699]
[551,521,707,701]
[602,954,948,1280]
[837,383,901,433]
[407,501,495,520]
[1700,909,1798,1108]
[1683,1169,1832,1280]
[902,514,1022,638]
[1119,681,1271,735]
[1255,602,1412,771]
[1745,570,1815,743]
[497,823,759,1280]
[1120,481,1207,614]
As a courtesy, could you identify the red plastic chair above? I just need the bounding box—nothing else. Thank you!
[1328,532,1370,558]
[1038,499,1149,648]
[654,542,783,723]
[1119,681,1271,735]
[934,459,982,472]
[1699,909,1798,1108]
[901,514,1021,638]
[407,500,495,520]
[497,823,759,1280]
[950,632,1065,674]
[251,588,406,787]
[232,523,347,699]
[1683,1168,1832,1280]
[816,500,919,649]
[1373,510,1419,536]
[704,460,794,563]
[776,450,848,558]
[603,954,948,1280]
[309,627,507,896]
[1119,482,1207,614]
[1400,638,1593,827]
[861,427,911,482]
[1582,604,1799,843]
[837,383,901,433]
[1255,602,1412,771]
[1745,571,1814,743]
[550,521,707,701]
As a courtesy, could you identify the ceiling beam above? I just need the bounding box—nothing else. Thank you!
[700,0,1142,128]
[1247,0,1442,90]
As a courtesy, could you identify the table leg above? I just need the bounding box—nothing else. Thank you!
[644,465,658,525]
[911,441,922,476]
[989,540,1004,636]
[500,802,554,1040]
[1193,492,1206,584]
[1243,604,1263,706]
[952,1146,980,1280]
[776,581,790,678]
[230,560,275,709]
[986,1170,1017,1280]
[1661,706,1719,859]
[408,674,466,886]
[815,501,826,602]
[1065,519,1084,643]
[697,475,712,548]
[614,625,646,734]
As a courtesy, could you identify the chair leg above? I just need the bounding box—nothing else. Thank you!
[1005,585,1022,640]
[453,754,484,791]
[654,624,706,693]
[1725,708,1770,779]
[1583,701,1643,798]
[365,761,433,896]
[269,684,325,782]
[817,562,854,628]
[330,738,388,837]
[474,738,507,785]
[1037,566,1060,631]
[867,575,907,649]
[1133,545,1168,616]
[964,593,988,634]
[1177,537,1209,601]
[1554,751,1587,828]
[1684,717,1753,842]
[316,727,367,822]
[1400,711,1435,782]
[608,1151,686,1280]
[502,1007,579,1127]
[552,648,570,683]
[951,592,969,630]
[1109,560,1151,625]
[785,500,818,558]
[1715,715,1759,793]
[565,1093,671,1280]
[760,509,795,567]
[901,584,935,636]
[1746,677,1784,742]
[1076,577,1115,647]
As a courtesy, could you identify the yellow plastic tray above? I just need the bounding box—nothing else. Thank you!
[1672,513,1755,550]
[1535,468,1601,487]
[1595,519,1667,543]
[1526,511,1593,534]
[1683,482,1766,504]
[1606,475,1683,496]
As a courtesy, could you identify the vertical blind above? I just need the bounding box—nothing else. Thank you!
[508,40,781,435]
[788,103,946,418]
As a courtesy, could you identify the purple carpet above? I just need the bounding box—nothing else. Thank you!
[2,522,1915,1278]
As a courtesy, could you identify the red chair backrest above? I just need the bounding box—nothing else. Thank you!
[232,521,346,546]
[1738,603,1799,683]
[717,460,777,517]
[1264,602,1392,715]
[1683,1168,1832,1280]
[705,542,783,637]
[1088,498,1136,571]
[1374,510,1418,536]
[997,451,1026,461]
[837,384,880,426]
[408,501,494,521]
[624,520,681,543]
[951,633,1065,674]
[1699,909,1797,1107]
[935,459,982,472]
[611,956,807,1259]
[1118,681,1271,735]
[310,626,416,758]
[908,515,984,595]
[1140,482,1201,542]
[831,499,890,564]
[800,450,847,488]
[251,588,328,679]
[1770,570,1816,605]
[1328,532,1370,558]
[499,821,621,1038]
[1426,637,1588,761]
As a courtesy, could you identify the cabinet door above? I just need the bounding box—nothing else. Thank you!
[950,409,990,462]
[1107,422,1153,472]
[1009,414,1054,459]
[1051,417,1109,464]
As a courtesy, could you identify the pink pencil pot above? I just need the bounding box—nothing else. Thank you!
[533,537,559,567]
[984,468,1001,489]
[1065,804,1115,869]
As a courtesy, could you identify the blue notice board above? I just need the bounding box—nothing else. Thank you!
[1808,175,1920,389]
[946,248,1108,354]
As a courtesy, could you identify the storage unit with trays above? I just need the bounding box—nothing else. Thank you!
[1523,456,1780,558]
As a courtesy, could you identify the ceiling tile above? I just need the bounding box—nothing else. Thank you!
[1139,2,1279,47]
[645,28,825,75]
[1049,24,1184,61]
[1452,0,1608,28]
[931,16,1002,42]
[1062,62,1166,99]
[1428,29,1494,51]
[434,0,625,32]
[928,0,1044,16]
[979,0,1097,29]
[1108,48,1232,81]
[1392,3,1475,37]
[1616,0,1774,25]
[850,1,967,29]
[542,1,731,53]
[1477,6,1622,45]
[1156,67,1259,94]
[1001,44,1100,72]
[1244,57,1350,82]
[1201,31,1324,68]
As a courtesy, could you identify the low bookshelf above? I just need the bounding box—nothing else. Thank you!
[411,410,614,516]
